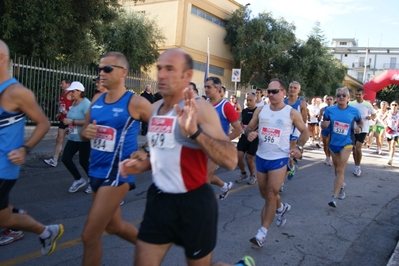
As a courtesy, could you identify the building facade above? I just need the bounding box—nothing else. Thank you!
[122,0,243,93]
[330,38,399,84]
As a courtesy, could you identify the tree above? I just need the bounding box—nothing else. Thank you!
[101,12,165,72]
[225,13,346,97]
[376,84,399,103]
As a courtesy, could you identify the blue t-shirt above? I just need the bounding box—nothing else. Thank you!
[66,98,91,142]
[324,105,361,146]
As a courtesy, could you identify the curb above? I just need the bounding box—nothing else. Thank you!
[387,241,399,266]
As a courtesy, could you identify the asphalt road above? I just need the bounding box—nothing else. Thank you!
[1,144,399,266]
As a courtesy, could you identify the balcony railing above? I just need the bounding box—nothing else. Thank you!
[352,62,370,68]
[383,63,399,70]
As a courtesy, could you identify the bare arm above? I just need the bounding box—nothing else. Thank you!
[291,109,309,147]
[300,101,308,123]
[245,107,262,141]
[176,89,237,170]
[7,85,50,164]
[229,120,242,140]
[80,93,102,141]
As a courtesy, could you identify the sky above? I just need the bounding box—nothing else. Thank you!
[236,0,399,47]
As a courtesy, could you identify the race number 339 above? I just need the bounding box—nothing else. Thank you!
[261,127,281,144]
[91,125,116,152]
[148,116,175,149]
[333,121,349,135]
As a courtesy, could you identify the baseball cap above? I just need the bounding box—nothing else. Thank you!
[66,81,85,92]
[93,75,100,82]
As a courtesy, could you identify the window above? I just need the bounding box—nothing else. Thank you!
[339,42,347,45]
[191,5,226,27]
[193,61,224,76]
[390,57,397,69]
[357,72,363,81]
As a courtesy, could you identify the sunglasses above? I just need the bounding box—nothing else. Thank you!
[336,94,347,98]
[98,65,124,73]
[267,89,281,94]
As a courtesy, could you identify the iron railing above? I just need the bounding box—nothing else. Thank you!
[10,55,158,125]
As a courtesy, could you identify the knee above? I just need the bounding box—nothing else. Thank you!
[81,228,99,245]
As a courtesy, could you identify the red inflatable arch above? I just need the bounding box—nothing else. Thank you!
[363,70,399,102]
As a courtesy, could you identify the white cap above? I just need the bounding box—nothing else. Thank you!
[66,81,85,92]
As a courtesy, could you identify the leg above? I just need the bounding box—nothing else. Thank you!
[81,183,131,266]
[331,148,351,196]
[134,240,173,266]
[54,128,66,158]
[78,141,91,176]
[245,154,256,176]
[207,160,224,188]
[0,205,46,235]
[61,140,81,180]
[237,151,246,173]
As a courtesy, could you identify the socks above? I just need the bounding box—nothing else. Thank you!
[256,227,267,239]
[276,204,284,213]
[39,226,51,239]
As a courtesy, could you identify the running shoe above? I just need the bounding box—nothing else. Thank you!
[235,255,256,266]
[235,173,248,183]
[85,185,92,194]
[388,159,393,166]
[0,229,24,246]
[43,158,57,167]
[247,175,257,185]
[328,196,337,208]
[40,224,64,256]
[287,164,298,180]
[249,232,266,248]
[316,143,321,148]
[275,203,291,227]
[279,182,284,193]
[338,183,346,200]
[352,166,361,177]
[219,182,233,200]
[68,178,87,193]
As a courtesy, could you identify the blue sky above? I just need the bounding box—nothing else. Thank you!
[236,0,399,47]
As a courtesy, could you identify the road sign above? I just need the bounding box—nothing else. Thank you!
[232,68,241,82]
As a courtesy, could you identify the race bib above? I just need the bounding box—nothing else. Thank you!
[333,121,349,135]
[90,125,116,152]
[147,116,176,149]
[59,103,66,113]
[260,127,281,145]
[242,125,247,134]
[68,124,78,135]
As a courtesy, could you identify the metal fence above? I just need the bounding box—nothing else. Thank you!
[10,55,158,125]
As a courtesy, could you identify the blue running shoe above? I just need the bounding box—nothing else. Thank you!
[287,164,298,180]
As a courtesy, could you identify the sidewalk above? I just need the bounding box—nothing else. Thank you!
[25,126,147,162]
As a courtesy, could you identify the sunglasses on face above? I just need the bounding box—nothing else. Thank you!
[267,89,281,95]
[98,65,124,73]
[336,94,347,98]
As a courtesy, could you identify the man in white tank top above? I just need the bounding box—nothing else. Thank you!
[245,79,309,248]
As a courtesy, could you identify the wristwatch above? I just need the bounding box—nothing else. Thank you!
[21,145,32,154]
[296,145,303,153]
[141,145,150,156]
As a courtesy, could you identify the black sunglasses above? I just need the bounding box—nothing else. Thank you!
[267,89,281,94]
[98,65,124,73]
[336,94,347,98]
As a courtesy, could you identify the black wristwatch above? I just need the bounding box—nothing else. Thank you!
[141,145,150,156]
[296,145,303,153]
[21,145,32,154]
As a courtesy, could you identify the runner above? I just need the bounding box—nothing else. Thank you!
[79,51,152,266]
[319,95,334,165]
[375,101,388,155]
[205,76,242,200]
[245,78,308,247]
[0,40,64,256]
[119,48,254,266]
[382,101,399,166]
[235,92,258,185]
[322,87,362,207]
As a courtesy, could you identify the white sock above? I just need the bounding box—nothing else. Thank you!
[53,155,58,161]
[256,227,267,239]
[276,204,284,213]
[39,226,51,239]
[221,183,228,190]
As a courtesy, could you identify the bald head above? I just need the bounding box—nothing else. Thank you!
[0,40,9,57]
[161,48,193,72]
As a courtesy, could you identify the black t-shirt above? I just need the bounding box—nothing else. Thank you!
[241,107,257,125]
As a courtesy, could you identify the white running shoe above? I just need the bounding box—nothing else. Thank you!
[219,182,233,200]
[338,183,346,200]
[68,178,87,193]
[43,158,57,167]
[85,185,92,194]
[275,203,291,227]
[40,224,64,256]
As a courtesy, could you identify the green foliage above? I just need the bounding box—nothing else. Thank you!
[101,12,165,72]
[376,84,399,103]
[0,0,162,72]
[225,13,346,97]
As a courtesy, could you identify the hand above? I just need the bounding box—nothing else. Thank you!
[8,148,27,165]
[174,88,198,137]
[63,118,72,125]
[289,147,302,159]
[247,131,258,142]
[55,113,61,118]
[119,151,150,177]
[82,120,98,140]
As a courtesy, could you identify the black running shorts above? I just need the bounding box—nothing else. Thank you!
[0,179,17,210]
[138,183,218,259]
[237,135,258,156]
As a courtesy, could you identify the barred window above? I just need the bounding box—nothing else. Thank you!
[191,6,226,28]
[193,61,224,76]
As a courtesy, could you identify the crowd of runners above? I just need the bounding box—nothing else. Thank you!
[1,37,398,265]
